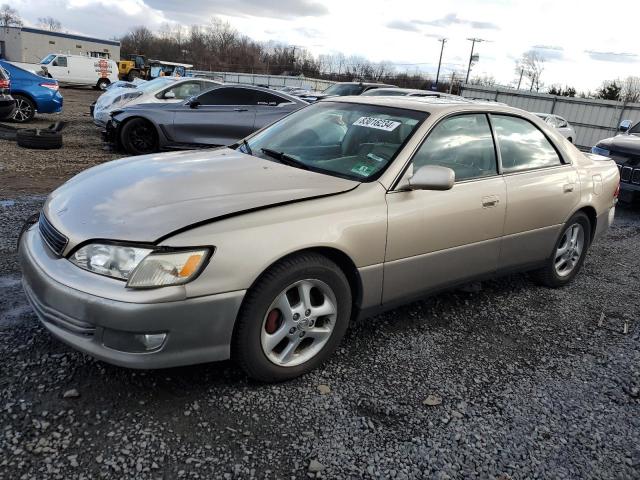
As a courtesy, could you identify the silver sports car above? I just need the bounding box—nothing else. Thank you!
[104,84,308,155]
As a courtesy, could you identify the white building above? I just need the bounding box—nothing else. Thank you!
[0,26,120,64]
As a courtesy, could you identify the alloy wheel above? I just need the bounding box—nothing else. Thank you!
[12,98,33,122]
[260,279,337,367]
[554,223,584,277]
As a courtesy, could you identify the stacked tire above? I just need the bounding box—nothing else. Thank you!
[16,129,63,150]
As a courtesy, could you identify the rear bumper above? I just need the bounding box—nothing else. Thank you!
[36,91,63,114]
[20,227,245,369]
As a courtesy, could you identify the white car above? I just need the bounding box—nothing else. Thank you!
[40,54,119,91]
[92,77,221,127]
[534,113,576,144]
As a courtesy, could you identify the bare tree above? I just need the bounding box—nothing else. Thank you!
[620,76,640,103]
[470,74,496,86]
[0,4,22,27]
[38,16,62,31]
[515,50,545,92]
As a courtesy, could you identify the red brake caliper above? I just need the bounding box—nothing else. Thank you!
[265,309,282,334]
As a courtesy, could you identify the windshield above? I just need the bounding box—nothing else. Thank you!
[323,84,365,96]
[136,77,174,92]
[243,101,427,182]
[41,54,56,65]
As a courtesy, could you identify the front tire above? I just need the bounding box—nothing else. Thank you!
[232,253,352,382]
[120,118,158,155]
[531,212,591,288]
[96,78,110,91]
[11,95,36,123]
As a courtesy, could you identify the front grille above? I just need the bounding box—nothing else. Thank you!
[38,214,68,256]
[621,166,633,182]
[632,169,640,185]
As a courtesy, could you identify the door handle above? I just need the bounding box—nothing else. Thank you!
[481,195,500,208]
[563,183,575,193]
[233,108,248,112]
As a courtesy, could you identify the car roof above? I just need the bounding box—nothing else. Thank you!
[203,84,308,104]
[324,95,531,116]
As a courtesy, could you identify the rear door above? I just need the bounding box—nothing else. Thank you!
[171,87,257,146]
[491,114,580,270]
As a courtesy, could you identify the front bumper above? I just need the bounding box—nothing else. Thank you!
[19,227,245,369]
[618,181,640,203]
[102,120,117,144]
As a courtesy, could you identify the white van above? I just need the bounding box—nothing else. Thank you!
[40,54,119,90]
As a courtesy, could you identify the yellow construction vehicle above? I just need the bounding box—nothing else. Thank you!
[117,55,193,81]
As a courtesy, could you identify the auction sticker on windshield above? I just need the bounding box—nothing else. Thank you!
[353,117,401,131]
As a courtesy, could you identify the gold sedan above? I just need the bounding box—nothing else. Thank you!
[20,96,619,382]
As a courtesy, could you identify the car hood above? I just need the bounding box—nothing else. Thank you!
[597,134,640,158]
[43,148,358,248]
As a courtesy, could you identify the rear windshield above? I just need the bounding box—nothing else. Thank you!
[323,84,365,96]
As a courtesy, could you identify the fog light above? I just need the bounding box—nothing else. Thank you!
[135,333,166,351]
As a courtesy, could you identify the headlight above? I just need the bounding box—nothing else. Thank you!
[70,243,210,288]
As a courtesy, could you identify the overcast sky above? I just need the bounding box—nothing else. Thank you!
[11,0,640,91]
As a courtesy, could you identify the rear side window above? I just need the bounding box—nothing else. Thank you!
[253,90,291,106]
[492,115,562,172]
[412,114,498,181]
[197,87,254,106]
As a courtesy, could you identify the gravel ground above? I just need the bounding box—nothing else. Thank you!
[0,88,639,480]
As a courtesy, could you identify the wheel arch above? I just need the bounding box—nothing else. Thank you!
[248,246,364,312]
[574,205,597,243]
[12,91,37,108]
[117,115,161,148]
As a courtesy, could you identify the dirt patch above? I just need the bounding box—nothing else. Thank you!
[0,87,124,196]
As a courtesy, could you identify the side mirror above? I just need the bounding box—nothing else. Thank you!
[187,97,200,109]
[164,91,176,99]
[408,165,455,191]
[619,120,632,133]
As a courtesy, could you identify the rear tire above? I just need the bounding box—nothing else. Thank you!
[120,118,158,155]
[11,95,36,123]
[531,212,590,288]
[16,129,63,150]
[96,78,110,91]
[232,253,352,382]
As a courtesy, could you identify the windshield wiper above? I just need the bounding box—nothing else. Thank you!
[241,139,252,155]
[261,148,309,170]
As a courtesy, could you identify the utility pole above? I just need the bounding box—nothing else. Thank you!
[517,67,524,89]
[435,38,447,89]
[465,37,485,84]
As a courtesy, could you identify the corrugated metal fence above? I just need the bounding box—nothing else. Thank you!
[189,70,335,92]
[459,84,640,150]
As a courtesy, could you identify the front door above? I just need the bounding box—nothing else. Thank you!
[47,55,69,82]
[171,87,257,146]
[383,113,507,303]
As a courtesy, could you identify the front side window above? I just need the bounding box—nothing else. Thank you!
[197,87,254,106]
[245,102,426,181]
[492,115,562,172]
[411,114,497,181]
[162,81,203,100]
[53,56,67,67]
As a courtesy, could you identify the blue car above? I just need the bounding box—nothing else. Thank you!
[0,60,63,123]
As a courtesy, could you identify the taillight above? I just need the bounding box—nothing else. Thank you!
[0,79,9,89]
[40,82,58,91]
